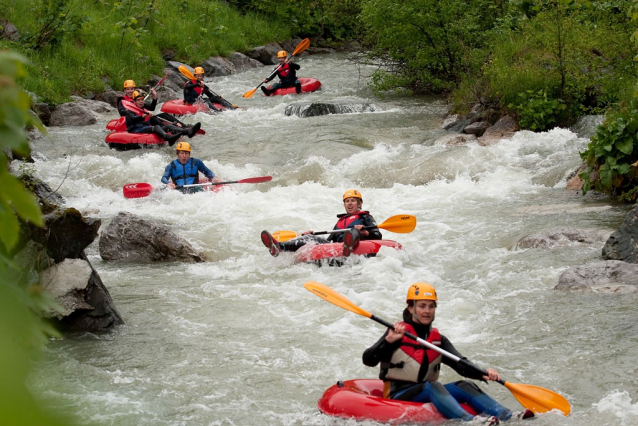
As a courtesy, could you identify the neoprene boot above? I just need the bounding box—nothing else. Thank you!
[295,81,302,94]
[261,86,270,96]
[187,122,201,138]
[153,125,180,145]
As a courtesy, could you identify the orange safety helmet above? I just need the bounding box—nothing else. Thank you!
[175,141,191,152]
[132,90,145,100]
[406,283,437,302]
[193,66,205,75]
[123,80,136,89]
[277,50,287,59]
[342,189,363,202]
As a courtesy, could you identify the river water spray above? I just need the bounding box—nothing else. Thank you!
[26,53,638,425]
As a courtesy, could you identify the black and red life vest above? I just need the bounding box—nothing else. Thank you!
[383,323,443,384]
[334,211,368,230]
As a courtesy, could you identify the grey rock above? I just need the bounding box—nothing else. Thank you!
[441,113,477,132]
[516,227,610,249]
[434,133,478,146]
[246,43,283,65]
[49,99,114,126]
[202,56,235,77]
[555,260,638,293]
[36,208,101,262]
[285,101,374,118]
[33,102,51,126]
[478,115,519,146]
[99,211,206,262]
[602,205,638,263]
[228,52,263,72]
[463,121,490,136]
[96,89,120,108]
[307,47,335,55]
[0,19,20,41]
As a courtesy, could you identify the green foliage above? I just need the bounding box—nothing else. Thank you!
[579,101,638,201]
[0,50,70,426]
[509,90,566,131]
[1,0,290,103]
[359,0,507,94]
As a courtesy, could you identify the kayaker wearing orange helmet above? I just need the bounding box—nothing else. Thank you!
[125,91,200,145]
[362,283,534,425]
[161,142,216,192]
[261,50,301,96]
[117,79,162,116]
[184,66,235,111]
[260,189,381,257]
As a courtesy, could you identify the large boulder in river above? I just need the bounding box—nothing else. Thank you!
[228,52,263,72]
[555,260,638,293]
[49,98,114,126]
[39,257,124,332]
[478,115,519,146]
[516,227,610,249]
[99,211,206,262]
[601,204,638,263]
[245,43,283,65]
[202,56,235,77]
[434,133,478,146]
[285,101,376,118]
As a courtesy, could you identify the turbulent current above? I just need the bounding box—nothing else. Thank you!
[25,53,638,425]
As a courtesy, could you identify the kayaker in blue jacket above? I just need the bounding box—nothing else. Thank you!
[362,283,534,425]
[260,189,381,257]
[261,50,302,96]
[161,142,216,193]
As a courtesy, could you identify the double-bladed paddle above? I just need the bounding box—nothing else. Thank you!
[122,176,272,199]
[242,38,311,99]
[172,62,242,110]
[271,214,416,243]
[144,72,168,101]
[303,281,572,416]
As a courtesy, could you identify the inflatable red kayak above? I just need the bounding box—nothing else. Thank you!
[294,239,400,264]
[318,379,476,424]
[105,132,167,150]
[265,78,321,96]
[106,117,126,132]
[160,99,226,116]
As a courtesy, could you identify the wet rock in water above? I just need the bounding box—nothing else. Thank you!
[434,133,478,146]
[555,260,638,293]
[99,211,206,262]
[440,113,477,132]
[478,115,519,146]
[228,52,263,72]
[516,227,610,249]
[202,56,235,77]
[245,43,283,65]
[39,257,124,332]
[463,121,490,137]
[49,98,114,126]
[602,204,638,263]
[285,101,376,118]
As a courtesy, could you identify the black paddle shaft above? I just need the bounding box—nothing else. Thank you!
[312,225,375,236]
[369,314,489,380]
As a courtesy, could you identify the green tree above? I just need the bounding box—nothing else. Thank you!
[0,50,70,426]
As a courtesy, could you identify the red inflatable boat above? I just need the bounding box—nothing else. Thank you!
[294,239,400,264]
[105,132,167,150]
[265,77,321,96]
[106,117,126,132]
[160,99,227,116]
[318,379,476,424]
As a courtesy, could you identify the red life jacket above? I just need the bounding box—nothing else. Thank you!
[187,79,204,95]
[277,63,292,78]
[383,323,443,383]
[334,211,368,230]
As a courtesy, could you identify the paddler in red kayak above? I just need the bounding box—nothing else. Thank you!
[161,142,217,193]
[261,50,302,96]
[260,189,381,257]
[184,66,235,111]
[362,282,534,425]
[124,91,200,145]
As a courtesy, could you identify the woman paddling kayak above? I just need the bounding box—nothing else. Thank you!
[362,282,534,425]
[260,189,382,257]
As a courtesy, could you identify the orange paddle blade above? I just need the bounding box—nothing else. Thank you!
[272,231,298,242]
[504,382,571,415]
[304,281,373,319]
[377,215,417,233]
[292,38,311,56]
[178,64,195,81]
[242,87,258,99]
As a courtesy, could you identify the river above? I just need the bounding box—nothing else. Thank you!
[26,53,638,426]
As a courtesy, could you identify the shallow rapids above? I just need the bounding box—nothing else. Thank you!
[25,53,638,426]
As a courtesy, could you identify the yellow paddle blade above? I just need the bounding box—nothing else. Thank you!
[504,381,571,415]
[242,87,258,98]
[178,64,195,81]
[292,38,311,56]
[304,281,373,319]
[271,230,298,243]
[377,214,417,233]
